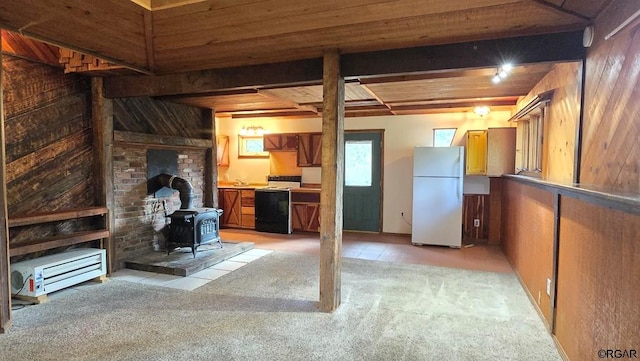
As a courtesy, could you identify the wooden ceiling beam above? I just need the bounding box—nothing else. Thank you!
[104,31,584,98]
[104,58,323,98]
[342,31,585,79]
[230,110,317,119]
[386,96,520,107]
[390,99,518,112]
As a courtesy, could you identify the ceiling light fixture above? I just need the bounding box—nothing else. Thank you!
[474,106,491,117]
[492,63,513,84]
[492,72,502,84]
[239,125,267,136]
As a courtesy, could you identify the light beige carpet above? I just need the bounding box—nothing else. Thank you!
[0,251,561,361]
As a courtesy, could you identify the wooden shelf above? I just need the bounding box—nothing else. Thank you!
[8,206,108,228]
[8,207,110,258]
[9,229,110,257]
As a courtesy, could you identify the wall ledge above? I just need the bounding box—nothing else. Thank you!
[502,175,640,217]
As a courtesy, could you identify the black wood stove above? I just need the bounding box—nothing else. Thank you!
[167,208,223,257]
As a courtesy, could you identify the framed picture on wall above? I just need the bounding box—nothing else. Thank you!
[238,135,268,158]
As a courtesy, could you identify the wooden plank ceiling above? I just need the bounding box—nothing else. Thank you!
[0,0,605,117]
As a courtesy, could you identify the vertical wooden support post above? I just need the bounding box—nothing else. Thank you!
[319,49,345,312]
[203,109,219,208]
[0,41,13,332]
[91,77,115,273]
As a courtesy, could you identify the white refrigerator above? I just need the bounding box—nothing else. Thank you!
[411,146,464,247]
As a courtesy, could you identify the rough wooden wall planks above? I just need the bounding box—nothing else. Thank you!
[113,96,206,139]
[2,55,97,258]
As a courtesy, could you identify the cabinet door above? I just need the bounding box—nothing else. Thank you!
[466,130,488,175]
[282,134,298,151]
[297,133,322,167]
[221,190,241,226]
[486,128,516,176]
[291,203,307,231]
[310,133,322,166]
[216,135,230,167]
[240,190,255,228]
[297,133,313,166]
[291,203,320,232]
[305,204,320,232]
[263,134,282,151]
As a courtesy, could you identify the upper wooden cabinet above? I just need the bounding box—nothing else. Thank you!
[216,135,229,167]
[297,133,322,167]
[466,128,516,176]
[263,133,298,151]
[466,130,488,175]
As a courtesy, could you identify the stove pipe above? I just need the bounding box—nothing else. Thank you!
[150,173,194,209]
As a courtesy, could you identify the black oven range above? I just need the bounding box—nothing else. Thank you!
[254,175,301,234]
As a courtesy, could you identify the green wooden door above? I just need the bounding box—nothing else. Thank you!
[343,131,382,232]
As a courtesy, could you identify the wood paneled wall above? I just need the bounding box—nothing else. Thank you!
[462,194,489,240]
[488,178,503,244]
[113,96,208,139]
[555,196,640,360]
[2,56,96,250]
[580,9,640,192]
[514,62,581,184]
[501,179,555,325]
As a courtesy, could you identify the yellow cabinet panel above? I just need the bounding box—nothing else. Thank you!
[466,130,488,175]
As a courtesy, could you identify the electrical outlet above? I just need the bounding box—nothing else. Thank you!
[473,219,480,227]
[546,278,551,296]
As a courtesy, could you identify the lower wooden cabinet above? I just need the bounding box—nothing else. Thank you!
[219,188,254,229]
[291,203,320,232]
[240,190,255,229]
[291,190,320,232]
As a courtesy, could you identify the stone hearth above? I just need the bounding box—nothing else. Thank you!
[125,242,254,277]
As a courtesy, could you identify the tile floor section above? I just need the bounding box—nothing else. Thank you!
[221,229,513,274]
[112,229,513,292]
[111,248,273,291]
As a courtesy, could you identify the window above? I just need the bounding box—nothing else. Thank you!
[238,135,268,158]
[345,140,372,186]
[516,107,545,175]
[433,128,457,147]
[512,90,553,177]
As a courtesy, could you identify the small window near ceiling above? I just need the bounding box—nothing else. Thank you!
[345,140,372,186]
[516,108,545,175]
[433,128,457,147]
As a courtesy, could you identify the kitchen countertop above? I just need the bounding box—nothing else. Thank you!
[291,187,321,193]
[217,182,266,190]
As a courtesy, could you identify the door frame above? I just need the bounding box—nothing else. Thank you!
[344,129,384,233]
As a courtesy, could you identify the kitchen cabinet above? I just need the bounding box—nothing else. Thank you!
[219,188,255,228]
[263,133,298,151]
[291,190,320,232]
[465,128,516,176]
[466,130,488,175]
[240,189,255,228]
[297,133,322,167]
[217,135,229,167]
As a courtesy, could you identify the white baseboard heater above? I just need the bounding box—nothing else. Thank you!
[10,248,107,298]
